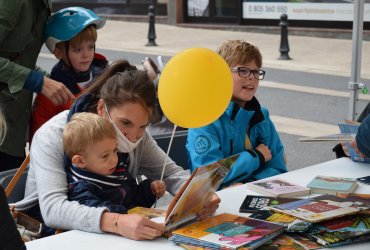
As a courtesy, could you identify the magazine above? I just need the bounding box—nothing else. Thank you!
[246,178,311,198]
[306,175,358,195]
[271,194,370,223]
[169,213,285,250]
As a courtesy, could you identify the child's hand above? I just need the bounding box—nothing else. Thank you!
[256,144,272,162]
[151,180,166,198]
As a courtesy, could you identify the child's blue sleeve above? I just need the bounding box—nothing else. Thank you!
[251,111,287,180]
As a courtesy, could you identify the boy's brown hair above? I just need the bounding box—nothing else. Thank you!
[63,112,116,159]
[55,25,97,50]
[217,40,262,68]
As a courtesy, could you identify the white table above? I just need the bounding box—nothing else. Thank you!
[26,158,370,250]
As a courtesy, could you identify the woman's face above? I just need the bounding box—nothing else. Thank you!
[98,99,150,142]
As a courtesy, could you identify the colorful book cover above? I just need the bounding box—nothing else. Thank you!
[305,214,370,247]
[306,175,358,195]
[271,194,370,223]
[257,234,323,250]
[170,213,285,250]
[246,178,311,198]
[239,195,301,213]
[338,123,370,164]
[249,209,312,233]
[165,154,240,231]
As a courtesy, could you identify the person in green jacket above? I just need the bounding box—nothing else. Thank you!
[0,0,74,171]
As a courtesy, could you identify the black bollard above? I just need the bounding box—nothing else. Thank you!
[279,14,291,60]
[146,5,157,46]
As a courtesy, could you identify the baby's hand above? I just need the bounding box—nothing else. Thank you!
[151,180,166,198]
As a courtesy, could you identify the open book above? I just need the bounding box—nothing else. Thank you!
[130,154,240,232]
[164,154,239,231]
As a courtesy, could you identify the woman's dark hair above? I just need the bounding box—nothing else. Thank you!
[82,59,156,115]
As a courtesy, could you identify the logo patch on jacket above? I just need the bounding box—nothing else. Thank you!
[194,135,211,154]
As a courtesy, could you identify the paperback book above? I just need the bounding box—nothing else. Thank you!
[306,175,358,195]
[298,133,355,142]
[129,155,240,233]
[239,195,301,213]
[305,214,370,247]
[271,194,370,223]
[249,209,312,233]
[246,178,311,198]
[164,154,239,231]
[169,213,285,250]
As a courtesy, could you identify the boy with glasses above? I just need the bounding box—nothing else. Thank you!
[186,40,287,189]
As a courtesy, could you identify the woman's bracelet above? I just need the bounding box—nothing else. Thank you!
[114,214,120,233]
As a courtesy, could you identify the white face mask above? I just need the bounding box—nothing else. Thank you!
[104,105,142,153]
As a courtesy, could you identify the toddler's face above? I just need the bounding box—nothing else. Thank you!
[231,60,260,106]
[81,137,118,176]
[68,40,95,73]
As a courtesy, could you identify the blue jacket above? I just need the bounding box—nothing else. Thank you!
[186,97,287,188]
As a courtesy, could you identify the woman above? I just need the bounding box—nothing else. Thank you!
[15,60,220,240]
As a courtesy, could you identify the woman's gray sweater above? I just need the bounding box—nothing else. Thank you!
[15,111,189,233]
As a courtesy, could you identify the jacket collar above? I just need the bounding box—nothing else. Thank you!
[225,96,265,128]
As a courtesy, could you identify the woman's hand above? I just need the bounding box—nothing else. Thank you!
[196,193,221,220]
[101,212,165,240]
[42,76,74,106]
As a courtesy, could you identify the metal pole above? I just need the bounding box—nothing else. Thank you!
[146,4,157,46]
[348,0,364,121]
[279,14,291,60]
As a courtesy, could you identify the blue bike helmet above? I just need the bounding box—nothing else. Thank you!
[44,7,106,53]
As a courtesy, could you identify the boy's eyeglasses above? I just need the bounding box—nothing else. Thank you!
[231,67,266,80]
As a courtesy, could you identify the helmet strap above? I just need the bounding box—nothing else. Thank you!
[64,41,75,72]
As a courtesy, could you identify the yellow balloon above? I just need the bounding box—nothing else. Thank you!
[158,48,233,128]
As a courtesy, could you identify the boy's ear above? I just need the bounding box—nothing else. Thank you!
[53,46,64,60]
[71,154,86,169]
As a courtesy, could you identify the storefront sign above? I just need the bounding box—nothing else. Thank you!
[243,1,370,21]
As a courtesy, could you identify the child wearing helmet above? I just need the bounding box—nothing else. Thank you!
[30,7,108,141]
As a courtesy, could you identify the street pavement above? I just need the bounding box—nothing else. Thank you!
[37,19,370,165]
[96,20,370,78]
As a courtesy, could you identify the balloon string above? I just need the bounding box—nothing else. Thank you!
[154,124,177,208]
[160,124,177,181]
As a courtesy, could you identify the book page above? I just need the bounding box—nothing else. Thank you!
[165,154,239,231]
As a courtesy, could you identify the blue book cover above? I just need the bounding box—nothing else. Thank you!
[338,123,370,164]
